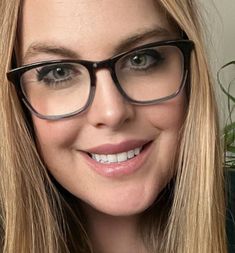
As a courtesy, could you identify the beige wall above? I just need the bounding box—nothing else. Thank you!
[201,0,235,123]
[200,0,235,69]
[208,0,235,66]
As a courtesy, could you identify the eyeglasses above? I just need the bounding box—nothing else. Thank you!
[7,39,194,120]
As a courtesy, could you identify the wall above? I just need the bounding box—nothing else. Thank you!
[201,0,235,123]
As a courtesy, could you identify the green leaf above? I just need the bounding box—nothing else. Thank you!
[218,61,235,167]
[227,146,235,153]
[217,61,235,103]
[224,131,235,146]
[224,122,235,133]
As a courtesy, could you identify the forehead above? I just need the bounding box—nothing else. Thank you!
[19,0,177,61]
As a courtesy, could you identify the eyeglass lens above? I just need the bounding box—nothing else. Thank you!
[20,44,184,117]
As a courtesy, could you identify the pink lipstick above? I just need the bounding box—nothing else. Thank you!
[80,140,153,177]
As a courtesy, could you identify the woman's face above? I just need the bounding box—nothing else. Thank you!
[20,0,187,216]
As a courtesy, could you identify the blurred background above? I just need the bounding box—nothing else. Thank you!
[204,2,235,252]
[205,0,235,65]
[200,0,235,123]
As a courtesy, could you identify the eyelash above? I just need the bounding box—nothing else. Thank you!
[36,64,77,86]
[121,49,165,71]
[27,45,167,89]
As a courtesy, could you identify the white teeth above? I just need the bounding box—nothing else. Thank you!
[134,148,140,155]
[117,152,128,162]
[95,154,100,161]
[127,150,135,159]
[90,146,142,164]
[100,154,108,163]
[107,154,117,163]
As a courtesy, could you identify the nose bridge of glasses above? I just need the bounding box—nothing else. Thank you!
[89,58,117,88]
[92,57,114,71]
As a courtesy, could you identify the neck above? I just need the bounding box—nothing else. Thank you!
[83,205,147,253]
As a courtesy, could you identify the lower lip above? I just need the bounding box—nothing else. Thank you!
[81,142,153,178]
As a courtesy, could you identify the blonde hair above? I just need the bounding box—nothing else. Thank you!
[0,0,227,253]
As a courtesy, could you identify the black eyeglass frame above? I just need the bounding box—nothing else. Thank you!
[7,39,194,120]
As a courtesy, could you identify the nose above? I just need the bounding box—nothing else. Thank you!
[86,69,135,130]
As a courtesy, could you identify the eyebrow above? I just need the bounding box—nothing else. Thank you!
[22,26,176,63]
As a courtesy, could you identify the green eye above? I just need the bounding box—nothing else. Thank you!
[51,67,70,80]
[37,64,76,83]
[121,49,165,71]
[130,54,148,67]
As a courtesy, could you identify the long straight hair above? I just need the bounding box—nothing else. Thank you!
[0,0,227,252]
[148,1,227,252]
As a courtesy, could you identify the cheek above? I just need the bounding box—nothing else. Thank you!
[32,116,83,157]
[146,93,187,131]
[146,93,187,172]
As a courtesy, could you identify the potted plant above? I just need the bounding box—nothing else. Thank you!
[217,61,235,252]
[218,61,235,169]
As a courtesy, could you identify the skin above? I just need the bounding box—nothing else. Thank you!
[19,0,187,252]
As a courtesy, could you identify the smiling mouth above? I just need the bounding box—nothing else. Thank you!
[86,141,154,164]
[89,146,143,164]
[83,141,153,177]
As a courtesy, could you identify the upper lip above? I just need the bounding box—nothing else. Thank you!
[84,139,151,155]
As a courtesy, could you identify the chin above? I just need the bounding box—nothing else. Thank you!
[81,185,163,217]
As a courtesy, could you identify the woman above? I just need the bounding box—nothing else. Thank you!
[0,0,227,252]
